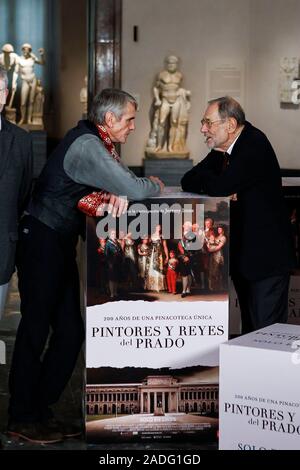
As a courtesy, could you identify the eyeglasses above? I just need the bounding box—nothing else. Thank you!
[200,118,225,128]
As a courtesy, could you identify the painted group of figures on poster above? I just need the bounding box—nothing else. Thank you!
[95,217,228,301]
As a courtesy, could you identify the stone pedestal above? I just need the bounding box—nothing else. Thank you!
[144,158,193,186]
[145,149,189,159]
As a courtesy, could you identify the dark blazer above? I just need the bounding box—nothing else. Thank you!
[181,121,295,281]
[0,117,33,284]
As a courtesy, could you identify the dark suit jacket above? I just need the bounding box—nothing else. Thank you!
[0,117,33,284]
[181,121,295,281]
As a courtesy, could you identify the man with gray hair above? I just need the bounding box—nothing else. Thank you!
[0,65,32,319]
[8,88,164,443]
[182,96,295,334]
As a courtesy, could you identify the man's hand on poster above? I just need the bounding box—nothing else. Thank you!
[96,193,129,218]
[149,175,165,193]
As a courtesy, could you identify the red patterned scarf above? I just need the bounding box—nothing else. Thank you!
[96,124,120,162]
[77,124,120,216]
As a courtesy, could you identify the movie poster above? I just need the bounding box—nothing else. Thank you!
[85,190,229,444]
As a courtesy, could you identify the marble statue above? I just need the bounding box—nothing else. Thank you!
[279,57,299,104]
[146,55,191,159]
[16,43,45,126]
[0,43,19,122]
[80,75,88,117]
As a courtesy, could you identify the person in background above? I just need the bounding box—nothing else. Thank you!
[0,65,32,320]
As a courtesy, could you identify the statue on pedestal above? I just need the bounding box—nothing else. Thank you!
[0,43,19,123]
[16,43,45,126]
[146,55,191,159]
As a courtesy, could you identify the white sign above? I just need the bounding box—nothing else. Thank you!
[87,300,228,369]
[206,60,245,105]
[219,323,300,450]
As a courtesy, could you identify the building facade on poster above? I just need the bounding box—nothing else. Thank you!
[86,376,218,415]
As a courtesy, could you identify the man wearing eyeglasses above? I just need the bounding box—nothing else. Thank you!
[0,65,33,320]
[181,96,295,334]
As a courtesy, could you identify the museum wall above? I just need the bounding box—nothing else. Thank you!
[247,0,300,169]
[54,0,87,139]
[121,0,300,169]
[1,0,299,165]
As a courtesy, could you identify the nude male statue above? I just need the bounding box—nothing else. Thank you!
[16,43,45,125]
[151,55,191,153]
